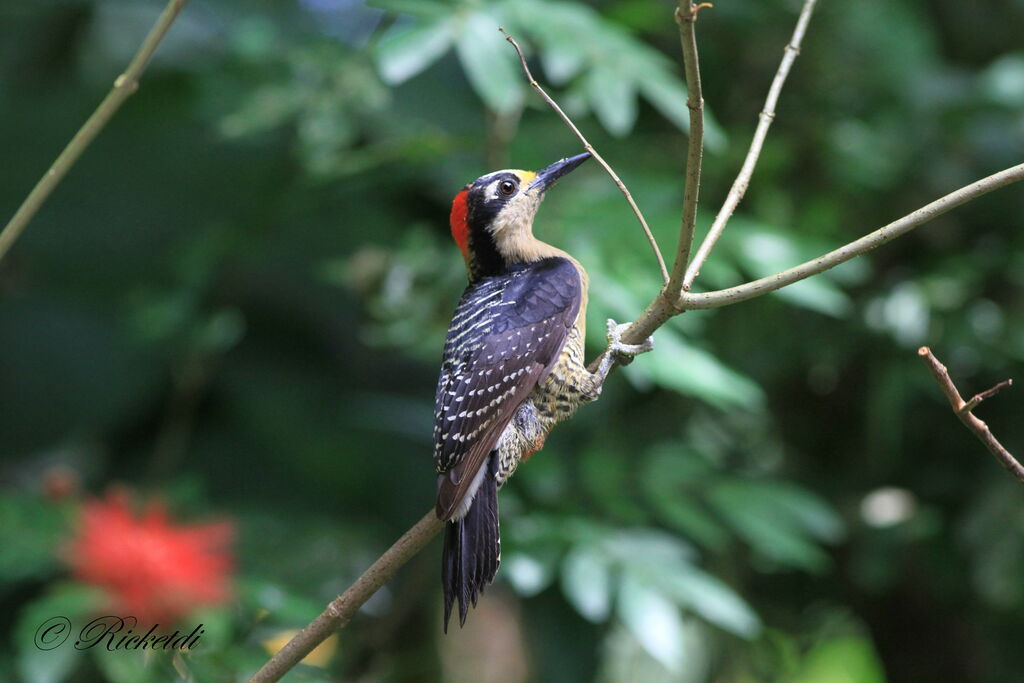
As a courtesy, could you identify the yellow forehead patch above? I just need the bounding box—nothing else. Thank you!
[518,170,537,184]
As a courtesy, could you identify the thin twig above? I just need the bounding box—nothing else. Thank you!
[682,0,818,289]
[0,0,189,263]
[681,162,1024,309]
[668,1,710,297]
[248,511,444,683]
[499,28,669,286]
[917,347,1024,484]
[962,379,1013,414]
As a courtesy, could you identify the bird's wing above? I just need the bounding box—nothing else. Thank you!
[434,257,581,520]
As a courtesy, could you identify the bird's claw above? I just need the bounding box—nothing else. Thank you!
[605,319,654,359]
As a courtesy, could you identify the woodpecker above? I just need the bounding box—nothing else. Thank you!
[435,152,653,630]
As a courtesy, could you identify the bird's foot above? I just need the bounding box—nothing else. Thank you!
[606,319,654,359]
[594,319,654,381]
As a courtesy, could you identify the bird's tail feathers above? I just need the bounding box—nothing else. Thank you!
[442,453,500,632]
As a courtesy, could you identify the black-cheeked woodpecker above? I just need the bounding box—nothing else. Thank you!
[435,152,653,630]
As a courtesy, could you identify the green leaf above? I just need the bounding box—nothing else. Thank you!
[981,54,1024,106]
[734,230,852,317]
[185,607,233,651]
[585,257,761,409]
[219,84,303,138]
[635,328,764,409]
[238,578,326,625]
[579,447,648,524]
[773,278,853,318]
[561,545,613,622]
[512,1,589,84]
[652,495,729,550]
[368,0,452,18]
[15,584,103,683]
[0,495,73,586]
[503,552,558,597]
[92,649,167,683]
[639,71,727,151]
[540,43,586,86]
[455,12,526,114]
[661,567,761,638]
[767,483,846,544]
[640,450,730,549]
[366,0,450,17]
[792,636,886,683]
[607,523,761,639]
[586,66,637,136]
[617,573,684,671]
[608,528,697,568]
[376,16,454,85]
[192,309,246,354]
[708,480,844,572]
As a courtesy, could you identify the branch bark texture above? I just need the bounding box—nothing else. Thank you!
[681,162,1024,309]
[0,0,188,263]
[918,347,1023,484]
[681,0,818,289]
[249,511,443,683]
[668,1,709,295]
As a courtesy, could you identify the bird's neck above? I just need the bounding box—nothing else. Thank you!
[466,234,589,329]
[468,232,576,276]
[494,232,568,266]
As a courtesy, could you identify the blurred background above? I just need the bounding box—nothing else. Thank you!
[1,0,1023,681]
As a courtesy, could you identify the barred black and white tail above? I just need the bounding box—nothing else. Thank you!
[442,453,500,632]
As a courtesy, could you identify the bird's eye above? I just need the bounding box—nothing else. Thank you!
[498,180,517,196]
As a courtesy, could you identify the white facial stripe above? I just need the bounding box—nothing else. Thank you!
[481,169,517,181]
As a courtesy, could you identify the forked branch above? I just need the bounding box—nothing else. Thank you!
[918,347,1023,484]
[599,0,822,348]
[682,0,818,288]
[681,162,1024,309]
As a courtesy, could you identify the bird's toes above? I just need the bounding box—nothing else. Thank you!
[605,318,654,358]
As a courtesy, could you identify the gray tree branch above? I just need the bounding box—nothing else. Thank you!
[681,162,1024,310]
[681,0,818,289]
[249,511,444,683]
[668,1,711,297]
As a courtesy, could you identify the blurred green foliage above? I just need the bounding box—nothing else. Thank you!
[1,0,1023,680]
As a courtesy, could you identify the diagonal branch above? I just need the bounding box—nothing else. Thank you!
[681,162,1024,309]
[248,511,444,683]
[499,28,669,286]
[682,0,818,289]
[668,1,711,297]
[0,0,189,263]
[917,347,1023,484]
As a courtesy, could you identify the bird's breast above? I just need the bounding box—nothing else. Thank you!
[532,324,590,422]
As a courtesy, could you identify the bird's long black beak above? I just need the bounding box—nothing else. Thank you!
[528,152,591,194]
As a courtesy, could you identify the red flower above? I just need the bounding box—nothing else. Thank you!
[66,489,233,624]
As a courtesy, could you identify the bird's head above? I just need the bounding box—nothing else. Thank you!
[450,152,591,279]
